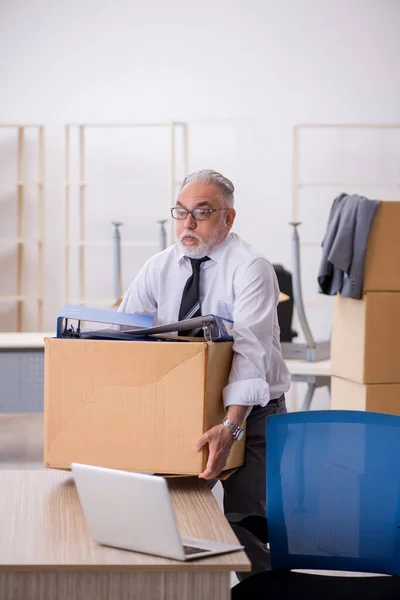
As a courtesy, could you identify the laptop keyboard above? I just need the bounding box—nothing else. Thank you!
[183,544,210,556]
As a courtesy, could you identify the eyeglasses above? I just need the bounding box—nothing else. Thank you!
[170,207,229,221]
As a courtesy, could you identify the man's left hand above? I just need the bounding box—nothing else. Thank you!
[196,424,234,480]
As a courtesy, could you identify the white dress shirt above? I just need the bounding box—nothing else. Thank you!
[118,232,291,413]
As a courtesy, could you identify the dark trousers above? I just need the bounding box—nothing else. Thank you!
[211,395,287,581]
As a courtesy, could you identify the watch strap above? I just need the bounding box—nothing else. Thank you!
[222,417,244,442]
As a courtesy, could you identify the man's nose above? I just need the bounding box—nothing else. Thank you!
[185,212,196,229]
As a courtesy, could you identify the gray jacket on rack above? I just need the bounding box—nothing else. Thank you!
[318,193,381,299]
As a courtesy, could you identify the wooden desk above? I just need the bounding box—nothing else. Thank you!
[0,470,250,600]
[285,359,331,410]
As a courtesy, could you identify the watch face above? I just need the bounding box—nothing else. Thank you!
[236,429,244,442]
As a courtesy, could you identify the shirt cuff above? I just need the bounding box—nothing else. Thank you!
[222,378,271,414]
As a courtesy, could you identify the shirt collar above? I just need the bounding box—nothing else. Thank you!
[177,233,233,265]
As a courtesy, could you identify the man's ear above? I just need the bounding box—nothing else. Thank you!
[226,208,236,230]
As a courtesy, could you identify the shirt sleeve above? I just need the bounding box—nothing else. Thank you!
[117,261,158,318]
[222,258,279,413]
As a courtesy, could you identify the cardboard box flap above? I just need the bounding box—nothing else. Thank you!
[204,342,245,471]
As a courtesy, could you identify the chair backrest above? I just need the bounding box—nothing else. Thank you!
[266,410,400,576]
[272,264,297,342]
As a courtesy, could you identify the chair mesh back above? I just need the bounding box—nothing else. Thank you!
[267,411,400,575]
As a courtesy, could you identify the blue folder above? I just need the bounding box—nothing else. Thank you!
[56,305,233,342]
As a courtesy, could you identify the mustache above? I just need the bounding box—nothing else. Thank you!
[179,231,203,243]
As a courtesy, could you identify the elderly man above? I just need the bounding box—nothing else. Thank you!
[118,169,290,579]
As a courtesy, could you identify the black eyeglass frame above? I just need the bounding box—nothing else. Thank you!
[170,207,229,221]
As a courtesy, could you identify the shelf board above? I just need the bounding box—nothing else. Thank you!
[295,123,400,130]
[297,182,400,189]
[0,238,42,246]
[67,122,186,128]
[0,295,27,302]
[66,240,158,247]
[0,180,44,186]
[0,295,44,302]
[65,181,171,188]
[0,124,44,128]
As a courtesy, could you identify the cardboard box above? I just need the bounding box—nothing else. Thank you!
[331,376,400,416]
[364,201,400,292]
[331,293,400,384]
[44,337,245,475]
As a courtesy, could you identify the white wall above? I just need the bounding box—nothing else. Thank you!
[0,0,399,357]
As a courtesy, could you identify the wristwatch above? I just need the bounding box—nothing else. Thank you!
[221,417,244,442]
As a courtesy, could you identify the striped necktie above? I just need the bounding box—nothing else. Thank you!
[178,257,210,337]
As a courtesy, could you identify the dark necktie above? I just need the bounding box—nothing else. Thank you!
[178,257,210,337]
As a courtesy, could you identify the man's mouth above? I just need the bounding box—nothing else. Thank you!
[182,236,199,245]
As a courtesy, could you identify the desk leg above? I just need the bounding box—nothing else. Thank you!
[292,375,331,412]
[300,383,316,411]
[0,571,231,600]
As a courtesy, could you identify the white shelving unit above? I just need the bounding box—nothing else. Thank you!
[292,123,400,309]
[0,125,45,331]
[293,123,400,219]
[64,122,188,306]
[288,123,400,411]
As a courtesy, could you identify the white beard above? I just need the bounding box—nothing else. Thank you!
[177,228,225,258]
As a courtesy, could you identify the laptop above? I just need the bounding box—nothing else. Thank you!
[71,463,244,561]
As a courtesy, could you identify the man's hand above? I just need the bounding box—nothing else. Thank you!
[196,424,234,480]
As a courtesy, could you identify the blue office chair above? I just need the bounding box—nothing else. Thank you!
[232,410,400,599]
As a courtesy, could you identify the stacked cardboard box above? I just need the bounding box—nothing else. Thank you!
[331,201,400,415]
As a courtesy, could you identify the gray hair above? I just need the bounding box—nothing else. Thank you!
[180,169,235,207]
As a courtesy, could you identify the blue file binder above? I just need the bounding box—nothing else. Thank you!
[56,305,233,342]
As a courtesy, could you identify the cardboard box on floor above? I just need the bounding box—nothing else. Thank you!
[331,376,400,416]
[363,201,400,292]
[44,337,245,476]
[331,292,400,384]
